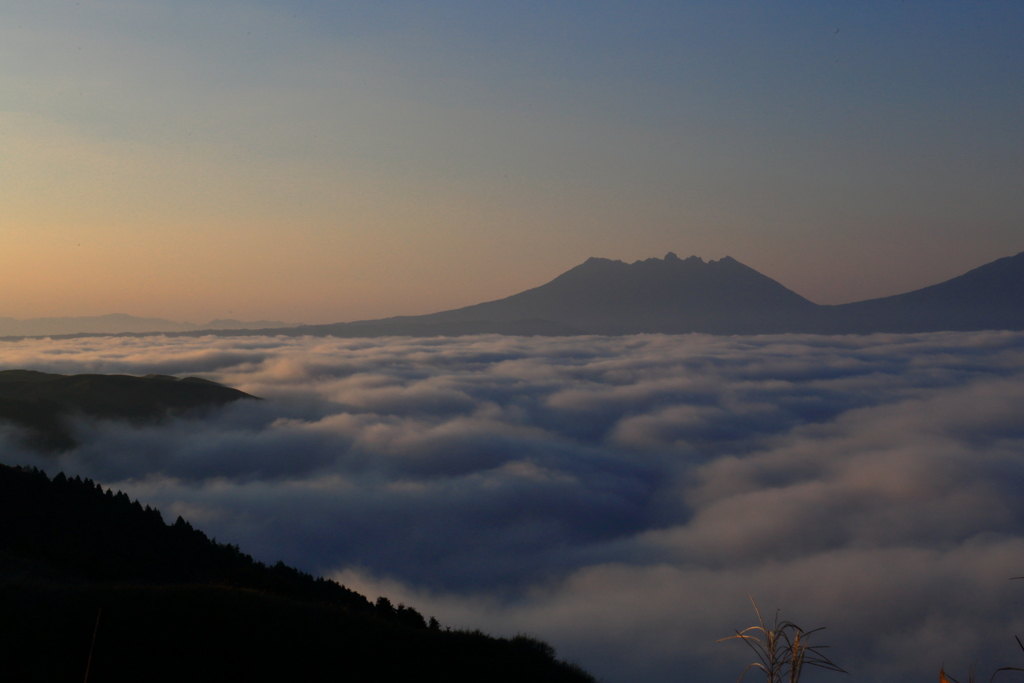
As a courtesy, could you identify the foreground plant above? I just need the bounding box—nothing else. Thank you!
[940,665,976,683]
[720,597,846,683]
[994,637,1024,680]
[943,577,1024,683]
[941,635,1024,683]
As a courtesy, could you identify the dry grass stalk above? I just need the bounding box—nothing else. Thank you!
[719,597,846,683]
[939,665,976,683]
[988,636,1024,682]
[940,635,1024,683]
[945,577,1024,683]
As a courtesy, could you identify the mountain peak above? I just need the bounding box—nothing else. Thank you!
[402,251,818,335]
[630,253,706,266]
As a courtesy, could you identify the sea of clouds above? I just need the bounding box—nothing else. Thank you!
[2,331,1024,683]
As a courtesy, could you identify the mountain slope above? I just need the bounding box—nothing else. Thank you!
[815,251,1024,333]
[0,464,595,683]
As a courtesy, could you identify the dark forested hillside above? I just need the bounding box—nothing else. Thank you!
[0,464,361,599]
[0,464,594,683]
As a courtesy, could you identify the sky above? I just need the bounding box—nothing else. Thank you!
[3,331,1024,682]
[1,1,1022,324]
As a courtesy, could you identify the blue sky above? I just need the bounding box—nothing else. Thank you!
[1,1,1021,322]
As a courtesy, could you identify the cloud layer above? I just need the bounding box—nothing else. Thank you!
[3,332,1024,682]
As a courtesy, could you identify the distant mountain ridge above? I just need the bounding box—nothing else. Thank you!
[0,313,299,337]
[5,252,1023,339]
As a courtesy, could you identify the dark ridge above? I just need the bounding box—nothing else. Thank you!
[0,464,366,601]
[0,370,259,451]
[0,464,595,683]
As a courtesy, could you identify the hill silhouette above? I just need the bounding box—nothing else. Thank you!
[0,464,594,682]
[0,370,258,451]
[816,251,1024,333]
[5,252,1023,339]
[265,252,816,336]
[409,252,820,335]
[260,251,1024,336]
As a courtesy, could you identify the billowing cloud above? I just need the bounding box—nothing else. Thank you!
[2,331,1024,682]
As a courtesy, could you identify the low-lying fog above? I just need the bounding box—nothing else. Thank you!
[3,332,1024,683]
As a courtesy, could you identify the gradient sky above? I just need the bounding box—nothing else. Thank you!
[2,1,1022,323]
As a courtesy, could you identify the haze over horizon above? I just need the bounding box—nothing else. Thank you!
[2,1,1022,323]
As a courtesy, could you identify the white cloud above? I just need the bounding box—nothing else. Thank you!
[2,331,1024,682]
